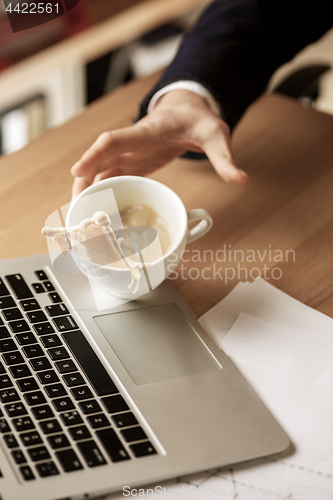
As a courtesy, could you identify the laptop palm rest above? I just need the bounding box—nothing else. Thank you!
[94,303,221,385]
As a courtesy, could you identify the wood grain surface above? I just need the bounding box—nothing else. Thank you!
[1,72,332,317]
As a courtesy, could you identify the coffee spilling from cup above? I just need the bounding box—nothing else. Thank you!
[42,204,172,294]
[43,176,213,299]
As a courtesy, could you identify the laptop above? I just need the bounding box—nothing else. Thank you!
[0,252,290,500]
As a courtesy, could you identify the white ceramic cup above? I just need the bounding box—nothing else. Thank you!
[66,176,212,299]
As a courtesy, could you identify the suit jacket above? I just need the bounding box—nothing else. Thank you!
[138,0,332,131]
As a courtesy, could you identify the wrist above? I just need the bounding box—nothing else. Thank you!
[152,89,213,114]
[148,81,221,117]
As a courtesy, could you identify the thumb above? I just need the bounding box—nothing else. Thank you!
[203,123,249,186]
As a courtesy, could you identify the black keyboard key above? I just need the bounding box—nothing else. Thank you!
[112,412,138,428]
[2,308,23,322]
[0,317,3,325]
[26,311,47,324]
[31,405,54,420]
[0,374,13,389]
[87,414,110,429]
[69,425,91,441]
[23,345,44,358]
[9,320,30,334]
[0,339,17,352]
[47,433,70,449]
[32,283,46,294]
[37,370,59,385]
[15,332,37,346]
[40,335,62,348]
[0,296,15,309]
[79,400,101,415]
[0,360,6,374]
[24,391,47,406]
[121,426,147,443]
[101,395,129,414]
[20,430,42,446]
[35,270,48,281]
[19,298,40,312]
[56,449,83,472]
[96,428,130,462]
[30,357,52,372]
[53,316,78,332]
[63,372,85,387]
[62,330,119,396]
[0,278,10,297]
[3,351,24,365]
[28,445,51,462]
[0,326,10,339]
[70,386,93,401]
[43,281,55,292]
[46,304,69,317]
[4,402,27,417]
[11,449,27,464]
[19,465,35,481]
[4,433,19,448]
[33,322,55,336]
[5,275,33,300]
[16,377,39,392]
[0,388,20,403]
[53,397,75,412]
[0,418,11,433]
[9,364,31,379]
[12,416,35,432]
[55,359,77,374]
[44,383,67,398]
[60,411,83,427]
[48,292,62,303]
[77,440,107,467]
[36,461,59,477]
[47,346,69,361]
[39,419,62,435]
[130,441,157,458]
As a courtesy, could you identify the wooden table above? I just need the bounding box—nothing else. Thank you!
[1,73,333,318]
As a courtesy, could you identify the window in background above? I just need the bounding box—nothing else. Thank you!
[0,94,46,155]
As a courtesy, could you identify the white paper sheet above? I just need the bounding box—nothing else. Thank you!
[222,313,333,497]
[199,278,333,346]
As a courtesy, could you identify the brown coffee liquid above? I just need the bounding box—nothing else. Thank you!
[120,205,171,257]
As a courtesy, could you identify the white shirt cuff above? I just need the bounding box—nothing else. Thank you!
[147,80,222,117]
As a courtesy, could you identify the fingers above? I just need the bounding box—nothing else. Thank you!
[96,146,183,180]
[93,166,124,183]
[71,174,95,200]
[71,126,147,179]
[201,121,249,186]
[71,146,184,199]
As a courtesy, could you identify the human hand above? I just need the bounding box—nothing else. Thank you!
[71,89,249,199]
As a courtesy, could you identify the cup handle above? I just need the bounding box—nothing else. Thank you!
[186,209,213,244]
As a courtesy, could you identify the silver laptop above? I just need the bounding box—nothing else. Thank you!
[0,252,289,500]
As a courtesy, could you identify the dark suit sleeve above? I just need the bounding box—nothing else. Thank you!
[138,0,332,130]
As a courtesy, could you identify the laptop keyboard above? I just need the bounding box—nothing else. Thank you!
[0,271,156,482]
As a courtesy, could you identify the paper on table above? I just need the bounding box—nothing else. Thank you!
[222,312,333,498]
[198,281,251,346]
[199,278,333,346]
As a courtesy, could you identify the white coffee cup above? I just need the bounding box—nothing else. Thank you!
[66,176,212,299]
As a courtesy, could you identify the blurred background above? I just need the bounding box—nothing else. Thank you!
[0,0,332,156]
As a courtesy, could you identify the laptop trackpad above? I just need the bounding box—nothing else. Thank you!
[94,303,221,385]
